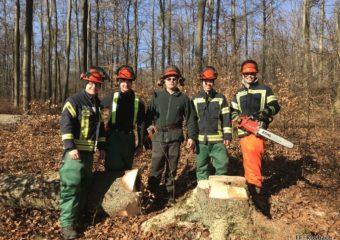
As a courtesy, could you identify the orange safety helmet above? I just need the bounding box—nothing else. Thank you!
[241,60,258,73]
[199,66,218,80]
[116,65,136,81]
[159,65,185,86]
[80,68,104,84]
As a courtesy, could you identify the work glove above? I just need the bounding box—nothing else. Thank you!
[254,109,270,122]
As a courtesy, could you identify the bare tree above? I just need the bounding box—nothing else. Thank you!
[303,0,311,79]
[207,0,213,65]
[167,0,172,65]
[151,0,155,86]
[95,0,99,66]
[53,0,60,102]
[22,0,34,112]
[195,0,207,72]
[159,0,165,71]
[14,0,20,107]
[243,0,248,58]
[262,0,267,80]
[133,0,138,75]
[46,0,52,99]
[318,0,325,87]
[87,1,93,68]
[63,0,72,102]
[231,0,237,80]
[81,0,88,71]
[215,0,220,61]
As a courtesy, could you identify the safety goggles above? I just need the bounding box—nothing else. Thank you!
[165,77,179,82]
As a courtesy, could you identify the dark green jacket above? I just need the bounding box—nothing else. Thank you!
[146,89,198,143]
[192,90,232,144]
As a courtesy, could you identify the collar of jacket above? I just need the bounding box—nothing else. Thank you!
[242,78,259,89]
[119,89,135,98]
[164,89,181,97]
[83,90,96,101]
[199,89,217,99]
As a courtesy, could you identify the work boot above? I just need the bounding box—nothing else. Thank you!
[61,226,77,239]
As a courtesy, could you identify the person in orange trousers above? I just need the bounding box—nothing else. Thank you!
[231,60,280,194]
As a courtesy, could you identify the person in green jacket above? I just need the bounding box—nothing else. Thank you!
[192,66,232,181]
[101,65,146,172]
[146,65,198,203]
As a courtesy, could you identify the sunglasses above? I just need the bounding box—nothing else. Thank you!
[165,77,178,82]
[242,73,256,76]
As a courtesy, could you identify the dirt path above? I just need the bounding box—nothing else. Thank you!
[0,114,23,125]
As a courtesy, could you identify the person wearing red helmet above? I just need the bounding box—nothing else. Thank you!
[231,59,280,196]
[101,65,146,172]
[192,66,232,181]
[59,68,106,239]
[146,65,197,204]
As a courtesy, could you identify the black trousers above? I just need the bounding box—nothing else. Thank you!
[148,141,181,194]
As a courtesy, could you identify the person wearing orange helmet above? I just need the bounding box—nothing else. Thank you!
[59,67,106,239]
[192,66,232,181]
[146,65,197,204]
[101,65,146,171]
[230,59,280,196]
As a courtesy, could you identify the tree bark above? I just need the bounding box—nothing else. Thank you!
[63,0,72,102]
[87,1,93,68]
[151,0,155,87]
[243,0,248,58]
[0,170,141,217]
[207,0,213,65]
[303,0,311,82]
[95,0,100,66]
[14,0,20,108]
[22,0,34,112]
[133,0,138,76]
[215,0,220,61]
[318,0,325,87]
[231,0,237,81]
[39,1,45,99]
[159,0,165,71]
[167,0,172,65]
[53,0,59,103]
[81,0,88,72]
[262,0,267,80]
[46,0,52,100]
[195,0,207,73]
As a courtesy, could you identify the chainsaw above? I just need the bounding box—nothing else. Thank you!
[237,116,294,148]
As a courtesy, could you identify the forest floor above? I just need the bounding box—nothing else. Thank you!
[0,100,339,240]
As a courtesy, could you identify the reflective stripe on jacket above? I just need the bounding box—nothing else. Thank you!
[231,80,280,137]
[192,90,232,144]
[60,91,105,152]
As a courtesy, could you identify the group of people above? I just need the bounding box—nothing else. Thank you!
[59,59,280,239]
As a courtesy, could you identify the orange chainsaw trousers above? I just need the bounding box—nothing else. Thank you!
[240,134,265,188]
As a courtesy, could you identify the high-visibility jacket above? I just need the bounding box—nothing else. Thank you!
[192,90,232,144]
[231,80,280,137]
[101,90,146,147]
[60,91,105,152]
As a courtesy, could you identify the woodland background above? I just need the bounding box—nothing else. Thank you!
[0,0,339,239]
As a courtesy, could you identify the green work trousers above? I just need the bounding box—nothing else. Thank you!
[196,142,229,181]
[59,150,93,228]
[105,130,135,171]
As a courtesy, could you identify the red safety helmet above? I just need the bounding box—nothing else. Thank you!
[80,68,104,84]
[116,65,136,81]
[199,66,218,80]
[241,60,258,73]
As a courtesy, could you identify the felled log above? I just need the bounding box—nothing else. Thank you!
[0,169,141,217]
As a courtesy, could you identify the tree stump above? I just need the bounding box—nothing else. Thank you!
[0,169,141,217]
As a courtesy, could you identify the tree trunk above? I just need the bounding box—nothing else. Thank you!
[14,0,20,108]
[95,0,99,66]
[81,0,88,72]
[151,0,155,87]
[195,0,207,73]
[159,0,165,71]
[63,0,72,102]
[207,0,213,65]
[31,36,36,99]
[87,2,93,68]
[39,1,45,99]
[125,0,132,65]
[22,0,34,112]
[167,0,172,65]
[215,0,220,61]
[75,0,81,91]
[243,0,248,58]
[262,0,267,80]
[46,0,52,100]
[303,0,311,82]
[231,0,237,81]
[53,0,59,103]
[133,0,138,76]
[141,176,256,240]
[0,170,141,217]
[318,0,325,87]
